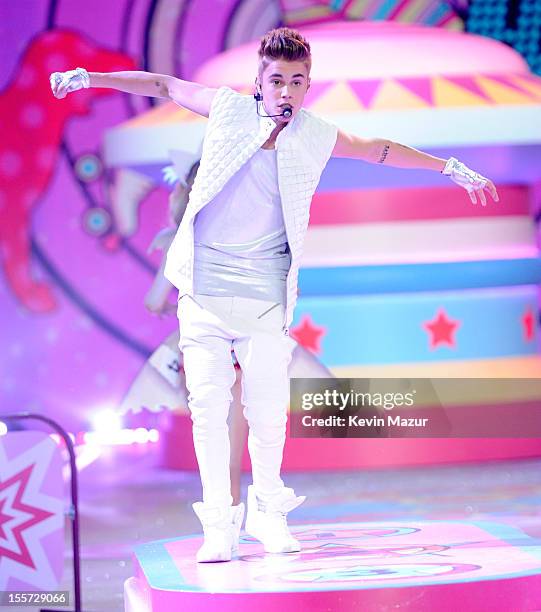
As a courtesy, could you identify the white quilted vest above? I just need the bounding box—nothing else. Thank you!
[164,86,337,330]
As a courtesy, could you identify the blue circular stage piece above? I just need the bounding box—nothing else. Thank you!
[292,285,539,365]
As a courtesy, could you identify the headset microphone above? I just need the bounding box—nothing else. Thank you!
[282,106,293,118]
[253,91,293,119]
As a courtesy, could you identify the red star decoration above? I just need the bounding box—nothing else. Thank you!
[423,308,460,349]
[522,307,535,342]
[290,314,326,354]
[0,464,54,569]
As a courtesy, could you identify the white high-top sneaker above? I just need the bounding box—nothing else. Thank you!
[245,485,306,553]
[230,503,245,556]
[192,501,245,562]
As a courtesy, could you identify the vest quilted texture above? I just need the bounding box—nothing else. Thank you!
[164,86,337,329]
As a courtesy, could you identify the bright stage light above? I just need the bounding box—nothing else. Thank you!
[0,421,7,436]
[91,408,122,434]
[134,427,149,444]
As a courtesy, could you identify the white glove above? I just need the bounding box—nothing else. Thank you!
[442,157,498,206]
[50,67,90,99]
[162,165,181,186]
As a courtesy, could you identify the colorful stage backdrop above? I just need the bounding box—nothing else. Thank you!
[1,0,541,433]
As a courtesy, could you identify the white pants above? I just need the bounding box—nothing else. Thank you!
[177,293,295,508]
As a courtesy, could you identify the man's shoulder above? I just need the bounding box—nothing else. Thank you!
[298,107,332,127]
[211,86,253,114]
[295,108,337,139]
[294,108,338,160]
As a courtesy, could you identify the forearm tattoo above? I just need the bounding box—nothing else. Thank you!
[377,143,390,164]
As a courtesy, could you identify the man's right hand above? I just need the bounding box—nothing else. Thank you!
[50,67,90,99]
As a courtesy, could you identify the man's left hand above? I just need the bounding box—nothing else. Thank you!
[442,157,499,206]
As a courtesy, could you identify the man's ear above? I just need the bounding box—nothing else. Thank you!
[307,76,311,91]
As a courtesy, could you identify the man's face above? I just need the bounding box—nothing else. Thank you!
[257,59,310,124]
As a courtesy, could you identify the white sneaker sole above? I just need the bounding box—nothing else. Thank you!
[245,520,301,554]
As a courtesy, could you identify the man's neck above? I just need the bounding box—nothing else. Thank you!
[261,122,288,149]
[271,122,287,137]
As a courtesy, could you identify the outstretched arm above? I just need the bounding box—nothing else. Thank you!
[50,68,217,117]
[332,129,499,206]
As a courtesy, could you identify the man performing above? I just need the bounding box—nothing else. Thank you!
[50,27,499,563]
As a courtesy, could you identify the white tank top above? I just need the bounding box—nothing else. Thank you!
[193,147,291,303]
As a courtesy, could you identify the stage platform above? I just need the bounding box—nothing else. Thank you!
[124,520,541,611]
